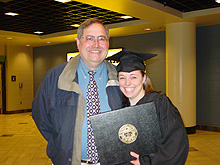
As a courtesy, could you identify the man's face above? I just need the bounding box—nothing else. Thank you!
[77,23,109,70]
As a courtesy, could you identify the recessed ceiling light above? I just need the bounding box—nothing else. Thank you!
[7,37,13,40]
[120,16,133,19]
[26,44,30,47]
[215,0,220,3]
[71,24,80,27]
[144,28,151,31]
[47,42,51,43]
[34,31,44,34]
[5,12,19,16]
[55,0,71,3]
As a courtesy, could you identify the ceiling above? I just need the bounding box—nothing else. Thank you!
[153,0,220,12]
[0,0,220,47]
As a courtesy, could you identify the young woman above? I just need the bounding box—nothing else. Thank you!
[117,53,189,165]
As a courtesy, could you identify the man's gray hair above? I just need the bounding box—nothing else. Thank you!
[77,18,109,39]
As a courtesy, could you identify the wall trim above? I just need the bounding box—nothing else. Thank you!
[186,126,196,134]
[6,109,32,114]
[196,124,220,133]
[186,125,220,134]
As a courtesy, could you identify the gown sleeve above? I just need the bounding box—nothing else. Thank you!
[139,94,189,165]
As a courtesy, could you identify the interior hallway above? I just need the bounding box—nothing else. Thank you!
[0,112,220,165]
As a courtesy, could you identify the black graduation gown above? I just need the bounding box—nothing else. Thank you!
[124,92,189,165]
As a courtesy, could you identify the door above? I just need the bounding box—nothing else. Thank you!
[0,63,6,114]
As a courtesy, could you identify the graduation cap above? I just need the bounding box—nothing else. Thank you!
[106,50,157,72]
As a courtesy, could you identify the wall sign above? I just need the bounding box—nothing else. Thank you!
[11,76,16,82]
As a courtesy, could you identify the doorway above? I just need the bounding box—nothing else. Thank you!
[0,63,6,114]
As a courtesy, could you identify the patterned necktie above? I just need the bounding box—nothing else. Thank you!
[86,70,100,163]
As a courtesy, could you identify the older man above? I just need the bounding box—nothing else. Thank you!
[32,18,123,165]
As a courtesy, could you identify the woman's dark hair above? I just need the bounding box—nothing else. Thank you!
[141,70,161,94]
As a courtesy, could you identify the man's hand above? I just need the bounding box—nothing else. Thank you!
[130,152,140,165]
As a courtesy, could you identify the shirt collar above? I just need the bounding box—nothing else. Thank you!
[79,58,105,78]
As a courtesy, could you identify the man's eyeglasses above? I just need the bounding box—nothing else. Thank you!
[81,35,109,45]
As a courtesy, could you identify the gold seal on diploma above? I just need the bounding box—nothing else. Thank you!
[118,124,138,144]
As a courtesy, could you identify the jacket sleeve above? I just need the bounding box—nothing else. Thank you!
[139,95,189,165]
[32,72,54,142]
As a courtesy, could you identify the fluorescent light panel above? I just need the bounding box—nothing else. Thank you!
[34,31,44,34]
[120,16,133,19]
[71,24,80,27]
[5,12,19,16]
[55,0,71,3]
[144,27,151,31]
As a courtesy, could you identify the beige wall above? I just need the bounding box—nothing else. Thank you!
[6,45,33,111]
[0,45,5,56]
[0,64,2,113]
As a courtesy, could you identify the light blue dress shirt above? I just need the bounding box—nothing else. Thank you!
[77,58,111,159]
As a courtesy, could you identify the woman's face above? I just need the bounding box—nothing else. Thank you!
[118,70,146,104]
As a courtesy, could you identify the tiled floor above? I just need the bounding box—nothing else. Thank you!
[0,112,220,165]
[0,112,52,165]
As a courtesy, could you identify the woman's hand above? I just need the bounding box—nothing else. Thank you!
[130,152,140,165]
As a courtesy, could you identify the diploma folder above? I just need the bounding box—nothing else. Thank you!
[90,102,162,165]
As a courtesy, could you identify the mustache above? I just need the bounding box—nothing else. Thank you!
[87,47,104,51]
